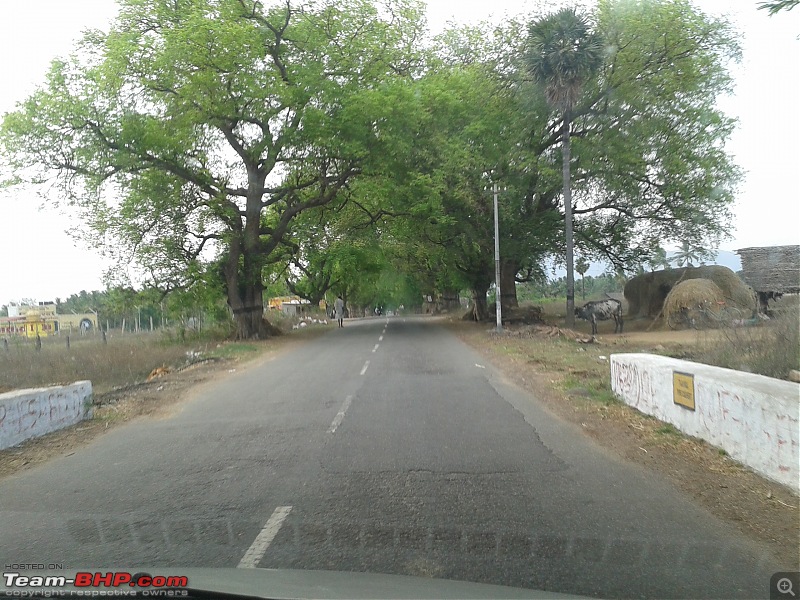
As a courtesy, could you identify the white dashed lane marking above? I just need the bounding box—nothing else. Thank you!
[379,335,384,341]
[238,506,292,568]
[360,360,370,375]
[372,344,379,353]
[328,395,353,433]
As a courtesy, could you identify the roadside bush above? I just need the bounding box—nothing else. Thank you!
[693,295,799,380]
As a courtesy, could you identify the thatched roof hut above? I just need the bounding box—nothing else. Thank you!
[736,245,800,293]
[624,265,756,318]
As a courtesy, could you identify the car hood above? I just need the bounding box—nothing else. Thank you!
[2,567,593,599]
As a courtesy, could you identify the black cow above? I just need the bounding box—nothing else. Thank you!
[756,291,783,316]
[575,298,624,335]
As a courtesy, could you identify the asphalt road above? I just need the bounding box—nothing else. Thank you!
[0,316,787,598]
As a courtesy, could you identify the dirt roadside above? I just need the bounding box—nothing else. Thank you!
[447,319,800,570]
[0,333,316,481]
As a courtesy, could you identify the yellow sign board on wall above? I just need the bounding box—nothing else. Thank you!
[673,372,695,410]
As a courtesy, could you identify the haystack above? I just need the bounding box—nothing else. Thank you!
[624,266,756,318]
[663,279,724,323]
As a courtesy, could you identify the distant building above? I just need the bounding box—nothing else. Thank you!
[0,302,98,338]
[736,245,800,294]
[267,295,311,317]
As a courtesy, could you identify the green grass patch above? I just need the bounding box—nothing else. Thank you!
[205,342,260,359]
[561,374,619,406]
[655,423,681,436]
[591,388,620,406]
[93,407,127,424]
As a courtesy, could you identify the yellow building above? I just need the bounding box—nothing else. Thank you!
[0,303,98,338]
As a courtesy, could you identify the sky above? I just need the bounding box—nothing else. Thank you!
[0,0,798,304]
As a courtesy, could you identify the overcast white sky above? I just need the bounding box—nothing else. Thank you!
[0,0,798,304]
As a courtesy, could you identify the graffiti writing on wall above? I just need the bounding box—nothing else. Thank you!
[611,361,655,410]
[1,386,90,449]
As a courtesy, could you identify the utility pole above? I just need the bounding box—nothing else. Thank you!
[493,182,502,333]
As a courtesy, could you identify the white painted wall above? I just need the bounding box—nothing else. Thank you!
[0,382,93,450]
[610,354,799,492]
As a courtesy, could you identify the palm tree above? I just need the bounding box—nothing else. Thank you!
[575,256,590,299]
[758,0,799,15]
[671,241,701,268]
[526,8,603,327]
[648,246,670,272]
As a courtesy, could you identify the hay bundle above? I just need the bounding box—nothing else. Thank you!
[625,266,757,318]
[663,279,724,323]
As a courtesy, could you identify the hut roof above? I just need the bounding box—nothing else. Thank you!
[736,245,800,293]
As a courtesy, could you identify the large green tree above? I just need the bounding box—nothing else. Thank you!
[1,0,423,338]
[381,0,740,322]
[562,0,740,266]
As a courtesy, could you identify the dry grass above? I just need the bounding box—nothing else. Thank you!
[0,332,214,395]
[0,318,332,396]
[691,294,800,380]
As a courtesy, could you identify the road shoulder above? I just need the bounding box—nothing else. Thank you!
[0,331,322,482]
[446,319,800,570]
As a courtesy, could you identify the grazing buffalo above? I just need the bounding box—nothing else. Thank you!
[575,299,623,335]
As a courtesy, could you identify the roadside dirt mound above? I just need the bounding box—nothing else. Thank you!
[499,324,594,343]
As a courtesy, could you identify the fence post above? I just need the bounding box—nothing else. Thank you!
[35,334,42,351]
[66,335,70,350]
[102,329,107,345]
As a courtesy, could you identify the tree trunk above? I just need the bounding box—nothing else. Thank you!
[471,292,489,321]
[463,281,490,321]
[224,234,281,340]
[562,112,576,328]
[499,259,519,310]
[439,289,461,312]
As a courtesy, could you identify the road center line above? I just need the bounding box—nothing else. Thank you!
[360,360,370,375]
[379,335,384,341]
[328,395,353,433]
[237,505,292,568]
[372,343,380,353]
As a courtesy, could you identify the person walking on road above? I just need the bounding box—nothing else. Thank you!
[335,295,345,328]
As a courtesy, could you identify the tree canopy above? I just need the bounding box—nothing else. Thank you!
[1,0,743,330]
